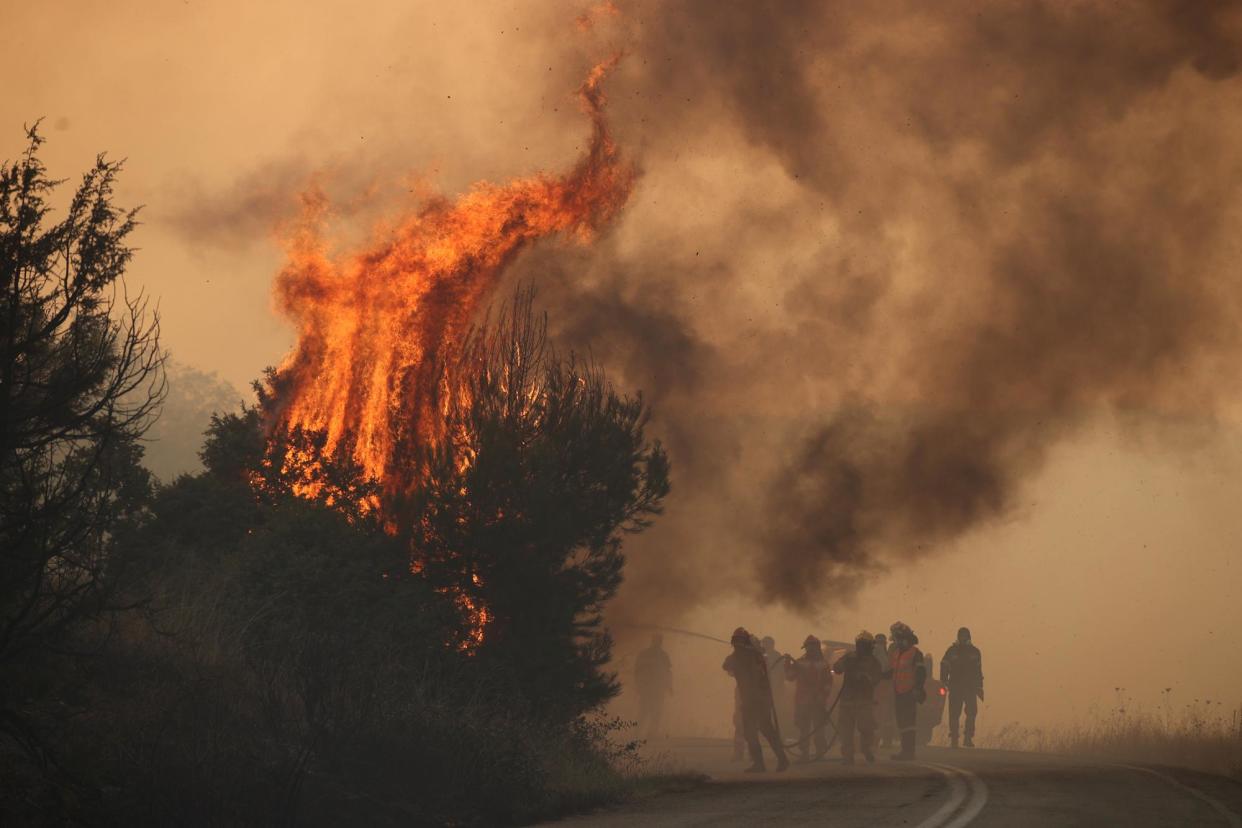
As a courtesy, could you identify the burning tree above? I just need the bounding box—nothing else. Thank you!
[247,61,658,716]
[246,290,669,719]
[0,126,165,755]
[414,293,669,717]
[267,58,633,505]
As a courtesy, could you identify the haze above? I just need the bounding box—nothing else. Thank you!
[6,0,1242,735]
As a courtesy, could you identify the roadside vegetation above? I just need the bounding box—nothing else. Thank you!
[0,129,682,825]
[987,691,1242,782]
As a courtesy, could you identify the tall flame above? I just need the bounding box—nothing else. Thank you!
[270,58,634,504]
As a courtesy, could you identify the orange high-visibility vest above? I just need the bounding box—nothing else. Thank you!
[890,646,922,694]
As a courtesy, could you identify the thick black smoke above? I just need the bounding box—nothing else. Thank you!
[520,0,1242,615]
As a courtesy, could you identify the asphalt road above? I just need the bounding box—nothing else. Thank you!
[551,738,1242,827]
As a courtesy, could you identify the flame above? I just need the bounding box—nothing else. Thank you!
[272,58,631,500]
[265,59,634,645]
[455,573,491,651]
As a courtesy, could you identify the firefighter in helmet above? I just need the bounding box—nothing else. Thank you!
[784,634,832,762]
[941,626,984,748]
[885,621,926,760]
[761,635,794,736]
[832,630,883,765]
[722,627,789,773]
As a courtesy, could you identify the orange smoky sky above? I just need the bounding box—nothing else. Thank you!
[5,0,1242,729]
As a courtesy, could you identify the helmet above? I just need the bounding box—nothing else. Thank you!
[890,621,918,645]
[802,634,821,649]
[958,626,971,641]
[731,626,750,645]
[855,630,875,643]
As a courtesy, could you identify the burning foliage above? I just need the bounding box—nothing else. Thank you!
[243,290,669,707]
[249,59,640,650]
[267,58,634,509]
[412,293,669,708]
[214,42,661,666]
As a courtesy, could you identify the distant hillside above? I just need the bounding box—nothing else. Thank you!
[144,361,244,481]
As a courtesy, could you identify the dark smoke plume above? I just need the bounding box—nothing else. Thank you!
[520,0,1242,615]
[172,1,1242,620]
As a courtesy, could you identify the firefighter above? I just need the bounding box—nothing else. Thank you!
[760,635,794,736]
[722,627,789,773]
[873,632,895,748]
[730,684,746,761]
[784,635,832,762]
[832,631,883,765]
[942,626,984,748]
[732,633,764,761]
[885,621,926,761]
[634,634,673,740]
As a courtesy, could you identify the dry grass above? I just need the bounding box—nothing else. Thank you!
[984,690,1242,781]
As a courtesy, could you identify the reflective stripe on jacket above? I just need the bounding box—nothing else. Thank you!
[890,646,922,694]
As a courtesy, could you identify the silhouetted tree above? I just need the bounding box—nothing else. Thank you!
[415,292,670,719]
[0,125,164,758]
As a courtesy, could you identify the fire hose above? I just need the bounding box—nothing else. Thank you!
[618,622,842,754]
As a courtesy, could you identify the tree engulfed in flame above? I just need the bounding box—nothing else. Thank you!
[265,59,634,646]
[270,58,632,503]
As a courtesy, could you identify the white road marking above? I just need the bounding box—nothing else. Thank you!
[943,764,989,828]
[1118,764,1242,828]
[914,764,966,828]
[915,762,989,828]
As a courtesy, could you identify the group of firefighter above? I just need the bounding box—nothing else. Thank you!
[634,623,984,773]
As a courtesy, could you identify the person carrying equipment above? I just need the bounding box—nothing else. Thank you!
[722,627,789,773]
[832,630,883,765]
[941,626,984,748]
[885,621,926,761]
[784,635,833,762]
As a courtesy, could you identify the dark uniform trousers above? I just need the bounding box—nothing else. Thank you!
[794,703,829,758]
[894,692,918,754]
[837,700,876,758]
[948,688,978,739]
[741,698,786,765]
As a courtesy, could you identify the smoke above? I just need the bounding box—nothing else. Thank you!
[506,0,1242,616]
[141,0,1242,620]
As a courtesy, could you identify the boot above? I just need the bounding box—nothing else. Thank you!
[744,761,766,773]
[863,750,876,764]
[775,753,790,772]
[891,732,916,761]
[964,736,974,748]
[949,734,959,749]
[842,755,855,766]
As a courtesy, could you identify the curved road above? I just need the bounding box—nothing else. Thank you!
[552,739,1242,827]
